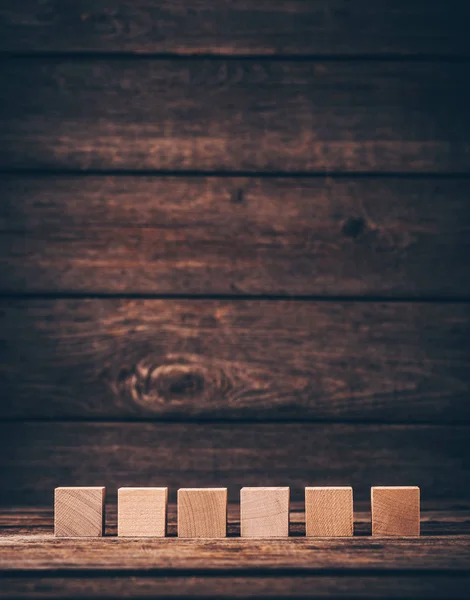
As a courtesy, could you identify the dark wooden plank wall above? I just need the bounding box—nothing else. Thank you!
[1,300,470,422]
[0,1,469,56]
[2,422,470,505]
[1,60,470,172]
[0,1,469,506]
[1,176,470,295]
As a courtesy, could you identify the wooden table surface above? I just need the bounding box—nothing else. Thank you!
[1,503,469,599]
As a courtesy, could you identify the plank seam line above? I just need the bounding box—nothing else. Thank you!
[1,170,470,179]
[1,52,470,62]
[1,293,470,303]
[1,568,469,578]
[2,419,470,426]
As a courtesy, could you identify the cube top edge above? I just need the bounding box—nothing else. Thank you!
[371,486,420,491]
[241,487,290,491]
[118,487,168,492]
[305,486,353,491]
[178,487,227,492]
[55,486,106,491]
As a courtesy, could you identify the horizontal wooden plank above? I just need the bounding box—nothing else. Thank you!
[1,534,470,571]
[1,175,470,296]
[2,573,470,599]
[0,1,469,57]
[3,573,470,599]
[2,513,469,600]
[2,509,469,599]
[0,422,469,504]
[4,512,469,599]
[1,300,469,422]
[1,299,469,422]
[0,300,469,422]
[1,60,469,172]
[3,505,470,537]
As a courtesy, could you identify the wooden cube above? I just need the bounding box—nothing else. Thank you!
[305,487,353,537]
[54,487,105,537]
[177,488,227,538]
[371,486,420,536]
[240,487,290,538]
[118,487,168,537]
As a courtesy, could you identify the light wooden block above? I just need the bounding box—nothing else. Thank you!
[118,487,168,537]
[305,486,353,537]
[371,486,420,536]
[54,487,105,537]
[177,488,227,538]
[240,487,290,538]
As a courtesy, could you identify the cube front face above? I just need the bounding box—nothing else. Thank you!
[372,486,420,536]
[54,487,105,537]
[240,487,290,538]
[118,487,168,537]
[305,487,353,537]
[177,488,227,538]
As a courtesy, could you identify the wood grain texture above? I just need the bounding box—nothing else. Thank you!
[1,422,469,505]
[240,487,290,538]
[1,175,470,296]
[54,487,105,537]
[1,534,470,571]
[117,487,167,537]
[2,504,470,537]
[177,488,227,538]
[2,573,470,599]
[0,299,469,423]
[2,510,469,599]
[305,487,353,537]
[1,60,469,172]
[0,1,469,56]
[372,486,420,537]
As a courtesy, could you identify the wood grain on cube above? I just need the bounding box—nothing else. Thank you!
[117,487,167,537]
[372,486,420,537]
[177,488,227,538]
[54,487,105,537]
[240,487,290,538]
[305,487,353,537]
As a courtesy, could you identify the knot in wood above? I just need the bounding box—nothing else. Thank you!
[130,360,214,411]
[341,216,367,239]
[152,364,205,399]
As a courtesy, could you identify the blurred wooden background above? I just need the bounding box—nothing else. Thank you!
[0,0,469,507]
